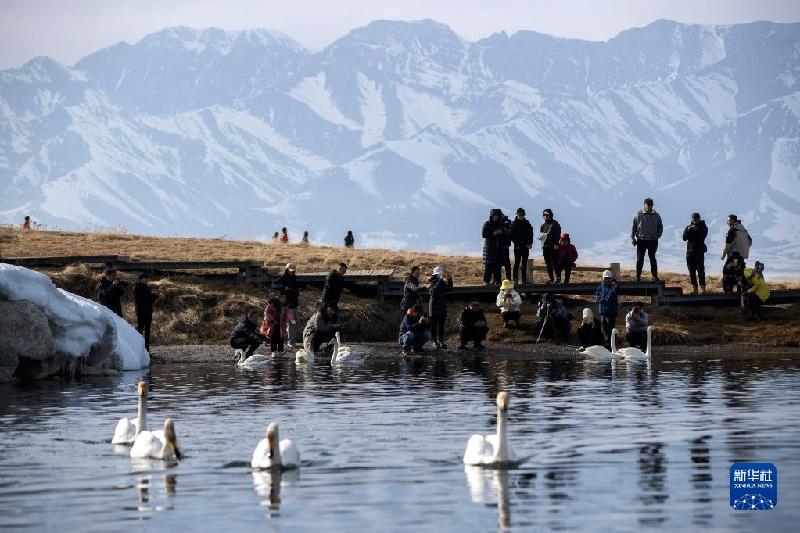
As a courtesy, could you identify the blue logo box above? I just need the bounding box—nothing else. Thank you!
[730,462,777,510]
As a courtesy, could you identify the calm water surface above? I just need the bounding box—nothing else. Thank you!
[0,355,798,531]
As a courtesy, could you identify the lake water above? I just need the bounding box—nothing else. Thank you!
[0,355,798,531]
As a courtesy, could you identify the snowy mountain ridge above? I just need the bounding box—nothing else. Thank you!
[1,19,799,274]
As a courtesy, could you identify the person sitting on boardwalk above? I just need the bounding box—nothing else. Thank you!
[595,270,619,349]
[458,299,488,351]
[510,208,533,285]
[535,293,570,342]
[303,302,342,353]
[133,272,158,352]
[344,230,355,248]
[496,279,522,328]
[399,304,430,355]
[624,305,650,351]
[301,231,310,245]
[97,268,126,317]
[539,209,562,285]
[261,293,289,355]
[321,263,347,307]
[272,263,300,348]
[428,266,453,349]
[742,267,770,322]
[683,213,708,294]
[555,233,578,285]
[631,198,663,281]
[482,208,510,286]
[230,310,266,359]
[400,266,421,315]
[21,215,32,231]
[577,308,604,349]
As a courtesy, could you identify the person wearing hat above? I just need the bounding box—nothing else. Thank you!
[400,266,422,315]
[631,198,663,281]
[722,214,752,261]
[133,272,158,352]
[428,266,453,349]
[682,213,709,294]
[576,308,604,349]
[399,303,430,354]
[555,233,578,285]
[273,263,300,346]
[594,270,619,349]
[539,208,562,284]
[482,208,511,286]
[458,299,488,351]
[96,268,127,317]
[510,208,534,285]
[496,279,523,328]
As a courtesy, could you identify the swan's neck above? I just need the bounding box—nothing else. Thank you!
[136,393,147,434]
[271,439,282,466]
[610,330,617,353]
[645,327,652,358]
[493,407,509,462]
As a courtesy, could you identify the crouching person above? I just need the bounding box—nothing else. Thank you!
[230,309,266,358]
[624,305,650,351]
[399,304,430,355]
[496,279,522,328]
[535,294,570,343]
[303,302,342,353]
[742,267,770,321]
[577,308,604,349]
[459,299,488,351]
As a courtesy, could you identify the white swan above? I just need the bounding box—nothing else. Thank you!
[463,392,514,466]
[251,423,301,470]
[295,348,315,364]
[236,350,273,370]
[611,326,652,361]
[330,332,367,366]
[130,418,182,461]
[579,344,614,360]
[112,381,148,444]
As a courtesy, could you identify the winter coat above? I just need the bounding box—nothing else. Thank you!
[133,282,158,316]
[482,211,511,265]
[344,234,355,247]
[595,282,619,317]
[496,289,522,313]
[577,319,604,348]
[428,275,453,316]
[260,299,289,338]
[682,221,708,255]
[510,218,534,249]
[631,209,663,241]
[400,274,420,311]
[272,272,299,308]
[321,269,344,305]
[539,219,562,249]
[399,311,427,337]
[625,310,650,334]
[459,306,487,329]
[97,278,125,317]
[743,268,770,302]
[303,311,339,349]
[722,223,752,260]
[556,243,578,265]
[230,316,264,344]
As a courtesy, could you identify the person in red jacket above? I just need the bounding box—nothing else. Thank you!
[555,233,578,285]
[260,293,289,354]
[280,227,289,244]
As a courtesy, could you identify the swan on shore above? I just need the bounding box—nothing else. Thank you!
[611,326,652,360]
[463,392,514,466]
[331,332,367,366]
[130,418,182,461]
[236,350,272,369]
[251,423,301,470]
[112,381,148,444]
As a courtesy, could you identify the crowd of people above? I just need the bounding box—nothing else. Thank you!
[268,228,356,248]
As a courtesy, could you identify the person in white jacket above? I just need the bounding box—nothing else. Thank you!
[496,279,522,327]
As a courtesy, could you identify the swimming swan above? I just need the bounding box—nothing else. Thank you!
[579,344,614,360]
[130,418,182,461]
[611,326,652,360]
[331,332,367,366]
[463,392,514,466]
[295,348,315,364]
[236,350,273,369]
[251,423,301,470]
[112,381,148,444]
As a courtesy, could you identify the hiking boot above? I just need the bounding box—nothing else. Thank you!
[636,275,641,282]
[691,285,698,294]
[700,285,707,294]
[652,274,660,282]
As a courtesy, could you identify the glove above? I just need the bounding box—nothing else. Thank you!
[631,238,637,246]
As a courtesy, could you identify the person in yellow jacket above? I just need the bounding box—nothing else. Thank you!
[742,267,770,321]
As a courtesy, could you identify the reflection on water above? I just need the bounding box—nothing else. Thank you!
[0,355,798,531]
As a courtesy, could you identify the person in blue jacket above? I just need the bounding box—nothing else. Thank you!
[399,304,430,354]
[594,270,619,349]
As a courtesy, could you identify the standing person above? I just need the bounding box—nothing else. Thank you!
[577,308,604,349]
[500,213,513,281]
[303,302,342,353]
[496,279,522,328]
[458,299,488,351]
[261,293,289,354]
[271,232,280,244]
[400,266,421,315]
[682,213,709,294]
[300,231,310,245]
[344,231,355,248]
[230,310,266,359]
[721,214,752,261]
[539,209,562,285]
[321,263,347,307]
[272,263,300,347]
[21,215,31,231]
[555,233,578,285]
[398,304,430,354]
[280,227,289,244]
[428,266,453,349]
[594,270,619,349]
[510,208,533,285]
[482,209,510,286]
[631,198,663,281]
[624,305,650,350]
[133,272,158,352]
[742,267,770,322]
[97,268,126,317]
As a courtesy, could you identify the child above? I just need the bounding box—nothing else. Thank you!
[261,293,289,354]
[555,233,578,285]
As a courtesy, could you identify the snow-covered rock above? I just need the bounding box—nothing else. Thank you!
[0,264,149,374]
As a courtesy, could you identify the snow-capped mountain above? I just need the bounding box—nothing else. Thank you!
[1,20,798,274]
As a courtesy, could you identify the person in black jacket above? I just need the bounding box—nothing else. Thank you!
[539,209,562,284]
[400,266,421,314]
[482,209,510,286]
[230,310,266,358]
[133,272,158,351]
[399,304,430,354]
[428,266,453,349]
[458,299,488,351]
[97,268,126,317]
[682,213,709,294]
[510,207,534,285]
[272,263,301,346]
[321,263,347,306]
[344,231,355,248]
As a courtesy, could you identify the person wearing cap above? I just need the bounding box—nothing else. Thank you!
[496,279,523,328]
[458,299,488,351]
[631,198,663,281]
[428,266,453,349]
[555,233,578,285]
[400,266,422,315]
[594,270,619,349]
[539,208,562,284]
[96,268,127,317]
[482,209,511,286]
[742,267,770,321]
[510,208,534,285]
[624,305,650,351]
[133,272,158,351]
[321,263,347,307]
[722,214,752,261]
[682,213,709,294]
[399,303,430,354]
[273,263,300,346]
[576,308,604,349]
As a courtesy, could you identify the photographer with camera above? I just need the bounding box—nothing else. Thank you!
[535,293,570,343]
[97,268,127,317]
[399,304,431,355]
[458,299,488,351]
